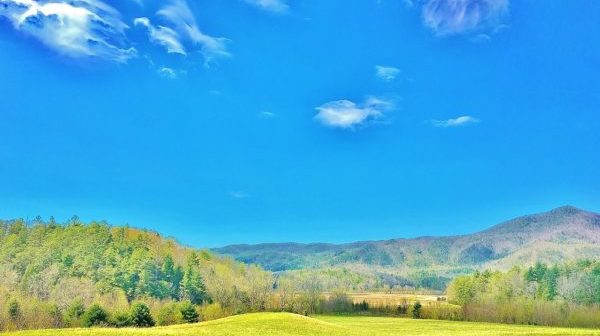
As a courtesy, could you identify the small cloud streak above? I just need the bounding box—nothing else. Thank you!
[157,67,178,79]
[244,0,289,14]
[315,97,393,129]
[229,191,249,199]
[259,111,276,119]
[375,65,401,81]
[432,115,480,127]
[422,0,509,36]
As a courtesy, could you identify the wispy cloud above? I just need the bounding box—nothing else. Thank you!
[422,0,509,36]
[135,0,229,65]
[157,67,179,79]
[432,115,480,127]
[375,65,400,82]
[134,17,186,55]
[315,97,393,129]
[243,0,289,14]
[0,0,136,62]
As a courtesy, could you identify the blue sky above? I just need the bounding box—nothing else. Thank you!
[1,0,599,247]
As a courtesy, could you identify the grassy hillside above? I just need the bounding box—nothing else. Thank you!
[215,206,600,289]
[6,313,600,336]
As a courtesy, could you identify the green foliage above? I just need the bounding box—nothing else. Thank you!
[179,301,200,323]
[447,276,477,306]
[82,304,109,327]
[157,303,184,326]
[446,261,600,327]
[111,311,132,328]
[411,301,422,319]
[129,303,155,327]
[181,254,208,304]
[8,300,21,321]
[66,299,86,320]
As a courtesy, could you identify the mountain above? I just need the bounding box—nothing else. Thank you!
[214,206,600,274]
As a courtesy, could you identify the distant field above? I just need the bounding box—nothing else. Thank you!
[343,292,448,306]
[6,313,600,336]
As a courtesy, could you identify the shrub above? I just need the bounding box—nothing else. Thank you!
[200,303,228,321]
[129,303,155,327]
[180,301,199,323]
[111,311,132,328]
[8,300,21,321]
[47,304,64,328]
[412,301,422,319]
[66,299,85,320]
[157,303,184,326]
[82,304,109,327]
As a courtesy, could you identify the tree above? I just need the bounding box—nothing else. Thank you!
[542,266,560,300]
[447,276,477,306]
[412,301,422,319]
[129,302,155,327]
[82,304,109,327]
[179,301,200,323]
[8,300,21,321]
[180,254,207,304]
[162,255,183,299]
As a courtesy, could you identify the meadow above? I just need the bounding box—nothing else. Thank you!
[344,292,447,306]
[5,313,600,336]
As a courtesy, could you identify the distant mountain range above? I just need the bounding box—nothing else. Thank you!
[214,206,600,273]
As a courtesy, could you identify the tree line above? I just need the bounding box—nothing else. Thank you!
[446,260,600,328]
[0,218,428,331]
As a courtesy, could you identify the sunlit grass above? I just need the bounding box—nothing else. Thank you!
[7,313,600,336]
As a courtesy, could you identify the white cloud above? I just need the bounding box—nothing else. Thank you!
[244,0,289,14]
[432,115,480,127]
[375,65,400,81]
[0,0,136,62]
[134,17,186,55]
[157,0,229,64]
[422,0,508,36]
[315,97,393,129]
[157,67,178,79]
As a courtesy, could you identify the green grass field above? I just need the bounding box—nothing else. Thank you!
[6,313,600,336]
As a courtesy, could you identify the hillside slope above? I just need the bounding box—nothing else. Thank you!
[6,313,600,336]
[214,206,600,273]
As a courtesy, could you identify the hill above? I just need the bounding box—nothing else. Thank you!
[0,218,275,331]
[214,206,600,287]
[5,313,600,336]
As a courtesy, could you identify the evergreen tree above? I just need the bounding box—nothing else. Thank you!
[411,301,422,319]
[180,254,207,304]
[179,301,200,323]
[129,303,155,327]
[8,300,21,321]
[82,304,109,327]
